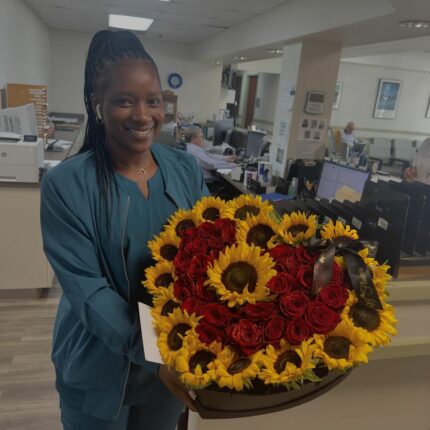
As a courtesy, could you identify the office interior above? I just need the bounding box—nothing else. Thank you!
[0,0,429,429]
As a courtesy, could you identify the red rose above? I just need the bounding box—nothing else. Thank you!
[173,251,190,275]
[214,218,236,243]
[181,297,204,315]
[197,321,226,345]
[268,244,296,262]
[186,238,207,255]
[267,273,295,294]
[318,285,349,310]
[243,302,276,320]
[285,318,311,345]
[297,265,313,289]
[195,280,217,302]
[295,246,317,265]
[188,255,210,279]
[279,291,310,318]
[204,303,234,327]
[173,276,195,301]
[305,302,340,334]
[198,222,217,239]
[227,319,263,356]
[208,235,224,251]
[263,316,285,343]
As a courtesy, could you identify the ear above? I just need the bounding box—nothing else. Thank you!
[90,93,99,117]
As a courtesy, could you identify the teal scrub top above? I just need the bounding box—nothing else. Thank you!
[118,168,178,405]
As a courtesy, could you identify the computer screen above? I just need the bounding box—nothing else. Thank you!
[213,119,234,146]
[316,161,369,201]
[245,131,265,158]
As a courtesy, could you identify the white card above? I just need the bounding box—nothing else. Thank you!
[138,302,163,364]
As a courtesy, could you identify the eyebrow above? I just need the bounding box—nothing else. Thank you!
[112,91,161,98]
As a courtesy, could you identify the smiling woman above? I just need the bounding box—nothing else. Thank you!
[40,30,209,430]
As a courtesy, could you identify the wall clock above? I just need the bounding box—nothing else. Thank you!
[168,73,183,89]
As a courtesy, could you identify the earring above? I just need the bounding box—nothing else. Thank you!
[95,104,103,125]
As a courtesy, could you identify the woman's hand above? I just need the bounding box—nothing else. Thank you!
[158,364,197,412]
[403,166,416,182]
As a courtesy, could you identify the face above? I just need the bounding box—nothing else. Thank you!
[92,58,164,156]
[192,131,204,147]
[346,122,355,134]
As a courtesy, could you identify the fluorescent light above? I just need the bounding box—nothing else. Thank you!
[399,20,430,29]
[268,49,283,54]
[109,14,153,31]
[234,56,247,60]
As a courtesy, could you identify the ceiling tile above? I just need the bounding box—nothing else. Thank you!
[54,0,109,13]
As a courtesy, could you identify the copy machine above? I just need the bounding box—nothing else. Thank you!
[0,133,44,182]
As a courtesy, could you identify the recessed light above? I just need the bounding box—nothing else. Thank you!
[399,20,430,29]
[234,56,247,60]
[210,60,221,65]
[109,14,154,31]
[268,49,283,54]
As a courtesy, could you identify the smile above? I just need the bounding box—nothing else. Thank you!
[126,127,154,138]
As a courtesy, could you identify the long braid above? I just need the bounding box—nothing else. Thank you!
[80,30,160,228]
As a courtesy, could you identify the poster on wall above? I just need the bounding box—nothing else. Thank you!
[299,116,326,142]
[333,82,342,110]
[373,79,401,119]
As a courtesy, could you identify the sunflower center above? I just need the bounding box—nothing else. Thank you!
[235,205,260,220]
[175,219,196,238]
[349,303,381,331]
[160,244,178,261]
[324,336,351,359]
[161,300,180,316]
[287,224,308,236]
[189,350,216,373]
[221,262,257,293]
[202,207,220,221]
[247,224,275,248]
[274,350,302,373]
[155,273,174,288]
[228,357,251,375]
[167,323,191,351]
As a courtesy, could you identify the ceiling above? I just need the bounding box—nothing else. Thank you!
[23,0,289,45]
[23,0,430,63]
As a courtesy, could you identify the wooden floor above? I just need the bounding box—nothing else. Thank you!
[0,287,62,430]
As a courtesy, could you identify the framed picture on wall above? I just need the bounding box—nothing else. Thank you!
[426,96,430,118]
[333,81,342,110]
[373,78,402,119]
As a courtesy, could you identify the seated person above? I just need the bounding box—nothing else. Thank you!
[185,126,237,181]
[404,137,430,185]
[341,121,357,160]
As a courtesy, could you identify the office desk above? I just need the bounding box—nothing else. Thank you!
[0,116,84,299]
[216,171,252,195]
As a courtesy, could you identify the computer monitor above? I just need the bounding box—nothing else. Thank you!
[245,131,265,158]
[316,161,369,201]
[228,128,248,152]
[213,119,234,146]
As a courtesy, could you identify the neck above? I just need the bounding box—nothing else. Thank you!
[109,146,153,172]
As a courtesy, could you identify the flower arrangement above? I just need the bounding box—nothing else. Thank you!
[144,195,397,403]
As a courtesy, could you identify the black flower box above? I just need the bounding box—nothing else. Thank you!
[195,369,350,419]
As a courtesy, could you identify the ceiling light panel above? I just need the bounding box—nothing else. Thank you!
[109,14,154,31]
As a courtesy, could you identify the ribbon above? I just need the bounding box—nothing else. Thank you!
[310,237,383,310]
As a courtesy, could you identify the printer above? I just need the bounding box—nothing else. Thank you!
[0,136,44,183]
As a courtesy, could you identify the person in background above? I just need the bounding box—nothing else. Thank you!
[40,30,207,430]
[404,137,430,185]
[341,121,357,159]
[185,125,237,181]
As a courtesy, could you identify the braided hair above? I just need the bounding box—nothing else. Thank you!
[80,30,160,216]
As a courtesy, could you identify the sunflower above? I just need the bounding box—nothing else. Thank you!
[320,219,359,241]
[278,211,317,245]
[341,296,397,346]
[258,339,318,388]
[148,229,180,262]
[164,209,200,239]
[236,212,279,249]
[206,242,276,307]
[192,196,227,222]
[175,340,222,389]
[364,257,391,299]
[211,345,260,391]
[313,321,373,370]
[156,308,201,367]
[225,194,273,221]
[151,286,180,319]
[144,261,175,296]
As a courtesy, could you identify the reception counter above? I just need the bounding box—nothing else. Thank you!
[0,118,84,298]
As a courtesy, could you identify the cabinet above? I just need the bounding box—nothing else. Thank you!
[162,91,178,123]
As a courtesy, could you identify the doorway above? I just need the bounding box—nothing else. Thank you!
[244,75,258,129]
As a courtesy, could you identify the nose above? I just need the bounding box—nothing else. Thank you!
[131,101,151,122]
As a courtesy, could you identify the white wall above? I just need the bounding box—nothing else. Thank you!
[331,61,430,142]
[0,0,50,97]
[253,73,279,132]
[49,29,222,122]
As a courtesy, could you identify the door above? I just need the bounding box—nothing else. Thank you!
[244,75,258,129]
[233,75,242,123]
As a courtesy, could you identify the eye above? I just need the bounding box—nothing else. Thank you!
[115,98,133,107]
[148,98,161,107]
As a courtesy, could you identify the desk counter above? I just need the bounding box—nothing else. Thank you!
[0,118,84,298]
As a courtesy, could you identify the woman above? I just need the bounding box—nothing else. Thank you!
[40,30,208,429]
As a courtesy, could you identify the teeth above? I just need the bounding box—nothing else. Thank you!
[128,128,153,137]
